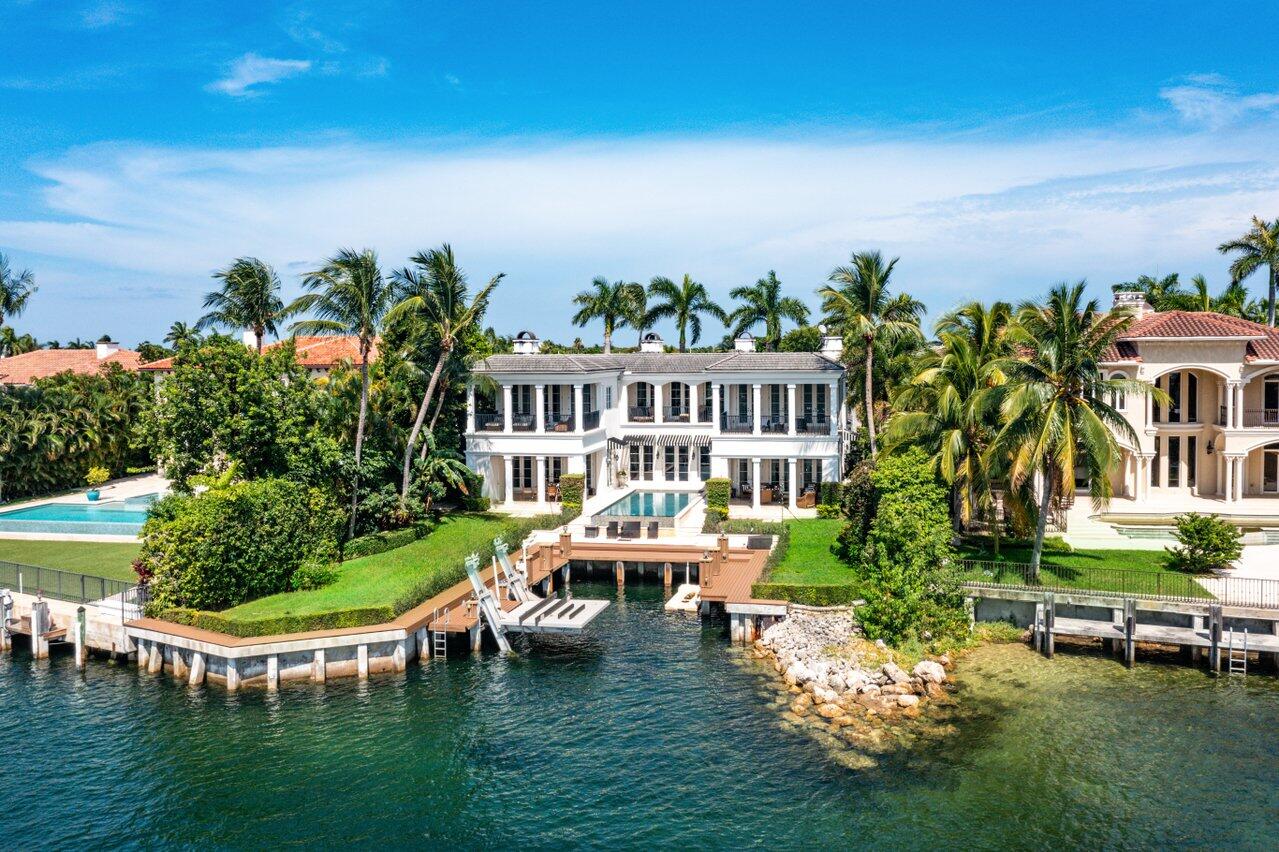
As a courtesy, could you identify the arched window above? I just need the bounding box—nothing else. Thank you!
[1109,372,1127,410]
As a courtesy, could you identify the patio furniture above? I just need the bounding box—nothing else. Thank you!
[647,521,659,539]
[746,535,773,550]
[584,525,599,538]
[546,483,560,502]
[605,521,619,538]
[620,521,641,539]
[760,486,775,505]
[797,487,816,509]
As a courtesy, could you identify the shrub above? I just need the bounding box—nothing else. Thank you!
[559,473,585,518]
[816,503,840,519]
[291,560,339,591]
[714,519,791,579]
[342,522,434,561]
[818,481,843,506]
[835,457,876,561]
[157,605,395,638]
[705,477,730,513]
[1165,512,1242,573]
[85,466,110,488]
[857,447,966,645]
[751,582,860,606]
[139,478,342,613]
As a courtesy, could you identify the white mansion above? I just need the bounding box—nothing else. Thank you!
[1098,291,1279,517]
[464,331,849,514]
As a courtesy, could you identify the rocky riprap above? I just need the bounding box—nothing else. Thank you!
[751,608,953,733]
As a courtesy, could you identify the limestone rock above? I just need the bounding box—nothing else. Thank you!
[913,660,947,684]
[881,662,911,685]
[817,702,844,719]
[897,694,920,707]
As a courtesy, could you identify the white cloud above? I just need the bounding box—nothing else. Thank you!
[4,123,1279,345]
[206,53,312,97]
[1159,77,1279,130]
[79,0,139,29]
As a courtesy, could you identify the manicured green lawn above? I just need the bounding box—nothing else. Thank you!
[769,518,858,585]
[956,545,1211,598]
[0,539,141,582]
[222,514,512,621]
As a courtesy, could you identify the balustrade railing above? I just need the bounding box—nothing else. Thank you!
[628,404,655,422]
[797,416,831,434]
[475,410,504,431]
[721,414,753,433]
[511,413,536,432]
[663,405,690,422]
[582,410,601,430]
[1241,408,1279,427]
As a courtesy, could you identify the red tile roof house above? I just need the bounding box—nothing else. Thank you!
[0,340,143,386]
[139,332,377,380]
[1066,290,1279,545]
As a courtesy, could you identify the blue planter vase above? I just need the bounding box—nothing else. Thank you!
[87,490,101,502]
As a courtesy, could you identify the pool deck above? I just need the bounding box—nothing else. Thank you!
[0,473,167,542]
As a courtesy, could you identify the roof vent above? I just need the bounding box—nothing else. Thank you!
[819,325,843,360]
[513,330,540,355]
[640,332,664,353]
[1112,290,1155,319]
[95,339,121,359]
[734,332,756,353]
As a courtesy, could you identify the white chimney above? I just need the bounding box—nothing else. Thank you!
[819,325,844,360]
[95,339,121,359]
[513,330,540,355]
[734,332,756,353]
[242,329,259,349]
[640,332,664,353]
[1112,290,1155,319]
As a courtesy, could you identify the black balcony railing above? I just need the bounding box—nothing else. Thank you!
[628,404,655,422]
[663,405,690,422]
[583,410,601,430]
[698,404,713,422]
[721,414,753,433]
[511,413,536,431]
[1242,408,1279,427]
[1219,405,1227,426]
[543,411,574,432]
[475,411,504,431]
[760,414,788,433]
[797,416,831,434]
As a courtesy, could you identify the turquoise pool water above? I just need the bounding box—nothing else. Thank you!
[0,493,156,535]
[597,490,691,517]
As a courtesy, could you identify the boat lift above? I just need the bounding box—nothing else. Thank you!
[463,538,610,652]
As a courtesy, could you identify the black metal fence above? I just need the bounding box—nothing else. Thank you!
[957,559,1279,609]
[0,560,140,605]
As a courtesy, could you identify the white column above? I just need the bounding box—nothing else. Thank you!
[573,383,584,433]
[503,455,514,505]
[502,384,513,433]
[689,382,698,424]
[787,458,798,511]
[1226,382,1238,428]
[1236,456,1246,501]
[786,384,797,435]
[1145,386,1154,427]
[752,457,762,511]
[654,382,664,424]
[1182,434,1191,494]
[712,383,722,435]
[1224,456,1235,503]
[830,382,841,436]
[752,384,762,435]
[1236,383,1245,427]
[535,384,545,432]
[536,455,547,505]
[466,383,476,433]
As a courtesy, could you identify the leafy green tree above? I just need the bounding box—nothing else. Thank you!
[197,257,289,352]
[292,248,396,538]
[728,270,809,351]
[645,274,727,351]
[1218,216,1279,326]
[856,447,964,645]
[572,276,639,354]
[819,251,922,457]
[389,245,503,507]
[1165,513,1243,573]
[991,283,1157,578]
[0,252,36,334]
[140,478,341,612]
[163,321,200,348]
[135,341,174,363]
[778,325,823,352]
[0,326,39,358]
[1112,273,1189,311]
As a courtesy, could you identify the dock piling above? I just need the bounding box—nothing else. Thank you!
[0,589,12,653]
[1209,605,1223,674]
[75,607,87,670]
[147,641,163,674]
[663,562,672,589]
[267,654,279,691]
[313,648,326,683]
[30,600,50,660]
[1043,593,1055,659]
[189,651,206,686]
[615,561,625,589]
[1123,599,1136,668]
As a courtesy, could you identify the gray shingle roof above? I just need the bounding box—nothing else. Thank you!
[474,351,843,374]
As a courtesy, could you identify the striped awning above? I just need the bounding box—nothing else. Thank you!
[609,434,711,450]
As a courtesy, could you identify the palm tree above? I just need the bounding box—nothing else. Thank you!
[1219,216,1279,326]
[992,283,1158,578]
[645,275,728,351]
[572,277,637,354]
[728,271,809,351]
[1113,273,1188,312]
[292,248,395,538]
[819,251,922,458]
[390,244,503,507]
[163,322,200,348]
[197,257,288,352]
[0,252,36,332]
[625,282,649,347]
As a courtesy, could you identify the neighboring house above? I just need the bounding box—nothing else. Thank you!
[1098,290,1279,516]
[0,340,141,386]
[139,332,377,380]
[465,330,849,514]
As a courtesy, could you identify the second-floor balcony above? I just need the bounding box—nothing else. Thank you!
[760,414,788,434]
[476,410,504,431]
[1243,409,1279,428]
[721,414,753,433]
[511,413,536,432]
[543,410,575,432]
[796,415,831,434]
[583,409,601,430]
[663,404,690,422]
[629,404,655,422]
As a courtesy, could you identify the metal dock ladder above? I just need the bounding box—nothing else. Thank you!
[1227,627,1249,675]
[430,607,449,659]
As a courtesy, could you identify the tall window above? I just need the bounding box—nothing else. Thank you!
[699,446,711,480]
[1188,374,1198,422]
[605,385,612,409]
[677,446,689,481]
[1168,436,1181,488]
[1154,376,1162,422]
[1109,372,1126,410]
[1168,373,1182,423]
[1152,437,1161,487]
[1187,436,1197,489]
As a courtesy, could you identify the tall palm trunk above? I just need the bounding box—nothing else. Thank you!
[863,334,877,458]
[603,327,612,355]
[400,345,450,507]
[254,325,265,354]
[1270,265,1277,327]
[1031,467,1054,581]
[349,352,370,540]
[419,385,449,461]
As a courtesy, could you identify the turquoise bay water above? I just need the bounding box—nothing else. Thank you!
[2,582,1278,848]
[0,493,155,535]
[597,490,691,518]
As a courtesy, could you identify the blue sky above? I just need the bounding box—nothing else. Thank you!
[2,0,1279,346]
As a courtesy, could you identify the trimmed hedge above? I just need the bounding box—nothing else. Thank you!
[750,582,861,607]
[157,605,396,638]
[819,481,843,506]
[816,503,840,519]
[343,522,434,561]
[713,518,791,580]
[559,474,585,518]
[703,477,731,529]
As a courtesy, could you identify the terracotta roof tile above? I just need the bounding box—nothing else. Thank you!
[0,348,142,385]
[139,335,376,372]
[1119,310,1269,341]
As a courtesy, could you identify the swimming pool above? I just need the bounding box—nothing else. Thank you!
[0,493,158,536]
[596,491,692,518]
